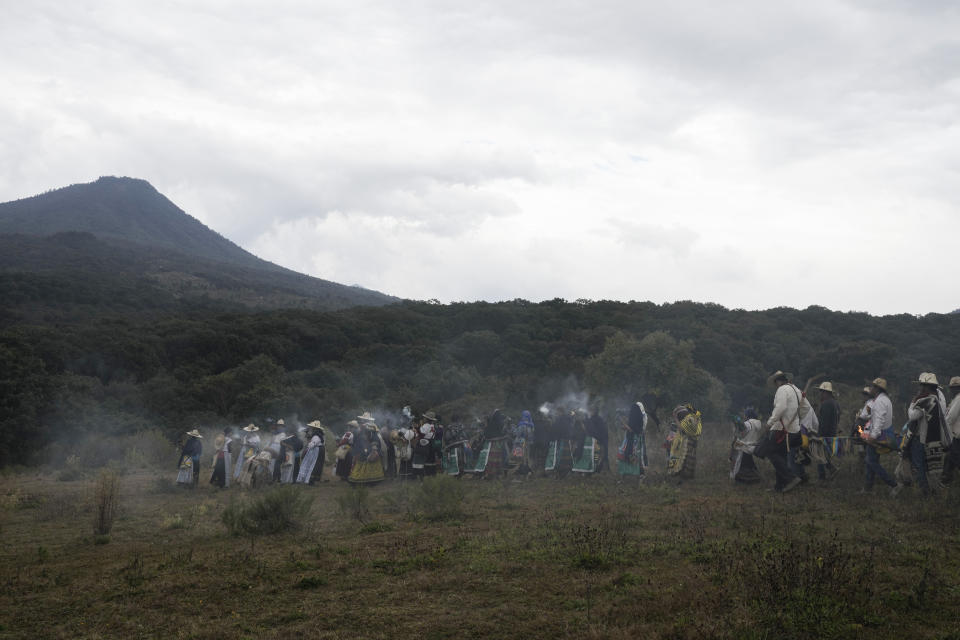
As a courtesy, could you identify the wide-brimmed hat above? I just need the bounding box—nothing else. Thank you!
[276,419,285,426]
[861,386,872,395]
[871,377,888,391]
[307,420,326,429]
[769,370,791,384]
[186,429,203,438]
[356,412,375,422]
[818,382,835,393]
[917,372,940,387]
[422,411,438,422]
[950,376,960,388]
[243,424,259,432]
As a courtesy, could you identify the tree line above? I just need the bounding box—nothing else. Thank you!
[1,298,957,466]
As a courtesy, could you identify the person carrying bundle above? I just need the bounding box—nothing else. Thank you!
[176,429,203,488]
[901,373,952,496]
[667,404,702,482]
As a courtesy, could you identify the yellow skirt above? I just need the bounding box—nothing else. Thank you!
[349,459,384,484]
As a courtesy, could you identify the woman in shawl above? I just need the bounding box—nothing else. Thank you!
[544,409,577,477]
[297,421,326,484]
[730,407,763,484]
[412,412,441,478]
[617,402,648,478]
[393,425,415,481]
[334,424,356,482]
[209,427,233,488]
[234,424,261,483]
[511,410,535,476]
[667,404,702,482]
[470,409,510,478]
[177,429,203,488]
[442,420,471,477]
[349,421,385,485]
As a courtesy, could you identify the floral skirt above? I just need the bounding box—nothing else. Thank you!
[667,434,697,479]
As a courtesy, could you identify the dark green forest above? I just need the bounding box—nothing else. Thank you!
[2,296,958,467]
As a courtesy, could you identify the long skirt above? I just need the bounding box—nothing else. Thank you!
[176,459,194,486]
[297,447,320,484]
[472,438,508,478]
[730,450,761,483]
[311,448,325,483]
[572,437,600,473]
[617,432,645,476]
[667,434,697,480]
[234,447,256,480]
[545,440,574,476]
[210,456,227,487]
[349,458,384,485]
[443,443,466,476]
[335,451,353,481]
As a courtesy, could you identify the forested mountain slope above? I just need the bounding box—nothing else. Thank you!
[0,177,397,313]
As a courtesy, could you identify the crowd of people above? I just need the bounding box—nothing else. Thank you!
[176,371,960,496]
[730,371,960,495]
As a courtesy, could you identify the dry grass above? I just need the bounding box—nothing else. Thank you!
[1,427,959,639]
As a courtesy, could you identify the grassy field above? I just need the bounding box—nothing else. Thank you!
[2,429,959,640]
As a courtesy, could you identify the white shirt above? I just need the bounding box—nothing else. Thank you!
[869,393,893,439]
[306,435,322,450]
[768,383,806,433]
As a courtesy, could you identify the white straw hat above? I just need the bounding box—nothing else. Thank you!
[186,429,203,438]
[917,372,940,387]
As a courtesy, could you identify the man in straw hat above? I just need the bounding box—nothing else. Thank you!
[862,378,900,495]
[177,429,203,488]
[940,377,960,488]
[297,421,327,485]
[903,373,951,495]
[234,424,261,482]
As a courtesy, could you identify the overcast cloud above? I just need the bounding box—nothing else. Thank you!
[2,1,958,314]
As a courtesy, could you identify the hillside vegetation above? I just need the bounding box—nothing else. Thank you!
[1,298,957,467]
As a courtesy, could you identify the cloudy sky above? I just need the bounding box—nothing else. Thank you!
[2,1,958,315]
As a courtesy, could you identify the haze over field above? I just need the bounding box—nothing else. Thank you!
[2,1,959,314]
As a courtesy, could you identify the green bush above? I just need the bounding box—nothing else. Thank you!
[410,475,465,522]
[222,486,313,537]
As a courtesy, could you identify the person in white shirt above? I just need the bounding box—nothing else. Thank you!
[862,378,898,494]
[763,371,804,493]
[941,377,960,487]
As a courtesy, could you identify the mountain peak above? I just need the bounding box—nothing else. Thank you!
[0,177,397,311]
[0,176,257,267]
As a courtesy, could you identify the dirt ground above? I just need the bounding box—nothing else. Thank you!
[1,430,959,639]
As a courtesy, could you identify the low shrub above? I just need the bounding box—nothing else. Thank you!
[222,486,313,537]
[410,475,465,522]
[93,471,120,536]
[336,485,372,523]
